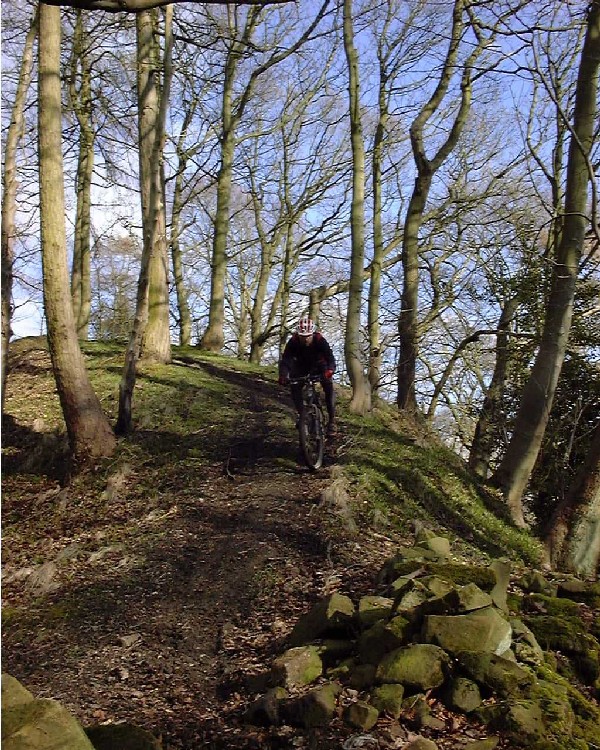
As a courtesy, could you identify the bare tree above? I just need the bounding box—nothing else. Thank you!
[342,0,370,414]
[492,0,600,527]
[38,2,116,463]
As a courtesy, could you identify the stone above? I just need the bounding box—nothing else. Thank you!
[442,676,482,713]
[421,536,451,558]
[376,644,449,691]
[289,593,355,646]
[357,596,394,628]
[490,559,511,612]
[316,639,355,666]
[3,698,95,750]
[403,739,438,750]
[271,646,323,688]
[1,675,34,709]
[85,723,161,750]
[455,651,534,695]
[481,699,545,740]
[357,616,411,664]
[370,684,405,718]
[510,618,544,665]
[343,701,379,731]
[463,739,500,750]
[243,687,288,726]
[423,606,512,655]
[281,682,342,728]
[348,663,377,689]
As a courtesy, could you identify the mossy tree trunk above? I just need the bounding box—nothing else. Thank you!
[38,2,116,464]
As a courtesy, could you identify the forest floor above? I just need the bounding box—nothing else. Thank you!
[2,340,529,749]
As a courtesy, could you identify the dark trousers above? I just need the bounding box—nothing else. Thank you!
[290,375,335,422]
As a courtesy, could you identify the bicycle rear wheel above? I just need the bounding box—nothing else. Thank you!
[299,404,324,470]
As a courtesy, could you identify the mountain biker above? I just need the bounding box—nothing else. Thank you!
[278,316,337,437]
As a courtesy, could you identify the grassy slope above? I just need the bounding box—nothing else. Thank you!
[4,336,543,568]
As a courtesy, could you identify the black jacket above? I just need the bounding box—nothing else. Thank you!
[279,332,336,379]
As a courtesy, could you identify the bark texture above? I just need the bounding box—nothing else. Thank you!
[38,3,115,463]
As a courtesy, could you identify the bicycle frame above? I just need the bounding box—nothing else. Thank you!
[289,374,326,470]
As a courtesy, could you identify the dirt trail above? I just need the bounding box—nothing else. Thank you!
[2,353,397,749]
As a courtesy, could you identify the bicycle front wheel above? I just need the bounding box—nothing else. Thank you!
[299,404,324,470]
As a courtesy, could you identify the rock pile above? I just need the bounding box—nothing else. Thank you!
[245,531,600,749]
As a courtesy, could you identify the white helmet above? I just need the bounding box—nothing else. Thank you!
[296,316,316,337]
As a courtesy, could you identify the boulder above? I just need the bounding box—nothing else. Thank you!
[2,697,95,750]
[289,593,355,646]
[243,687,288,726]
[357,596,394,628]
[85,724,161,750]
[343,701,379,730]
[455,651,534,695]
[357,616,411,664]
[442,676,482,713]
[376,644,449,691]
[423,606,512,655]
[370,684,405,718]
[271,646,323,688]
[280,682,342,728]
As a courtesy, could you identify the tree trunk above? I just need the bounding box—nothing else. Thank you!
[397,0,482,412]
[545,423,600,578]
[1,8,37,415]
[171,106,194,347]
[492,0,600,527]
[468,297,519,478]
[69,10,94,340]
[117,6,173,434]
[138,9,171,362]
[343,0,371,415]
[38,3,115,464]
[368,38,388,399]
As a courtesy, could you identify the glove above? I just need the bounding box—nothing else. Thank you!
[323,369,334,380]
[279,375,289,386]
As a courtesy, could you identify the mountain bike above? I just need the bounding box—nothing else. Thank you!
[289,374,327,471]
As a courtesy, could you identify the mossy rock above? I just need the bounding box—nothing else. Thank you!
[86,723,161,750]
[524,615,600,684]
[524,594,582,618]
[380,560,496,591]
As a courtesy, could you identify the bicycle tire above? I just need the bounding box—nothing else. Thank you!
[299,403,324,470]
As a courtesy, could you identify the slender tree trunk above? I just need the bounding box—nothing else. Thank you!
[492,1,600,527]
[468,297,519,478]
[369,45,388,399]
[69,10,94,339]
[201,8,259,353]
[397,0,485,412]
[1,8,37,414]
[38,3,115,464]
[117,6,173,434]
[343,0,370,414]
[171,106,194,347]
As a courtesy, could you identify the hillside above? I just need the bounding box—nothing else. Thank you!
[2,338,597,750]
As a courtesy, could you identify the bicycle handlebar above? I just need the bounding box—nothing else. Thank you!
[288,374,322,385]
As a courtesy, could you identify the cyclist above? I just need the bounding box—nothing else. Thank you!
[278,315,337,436]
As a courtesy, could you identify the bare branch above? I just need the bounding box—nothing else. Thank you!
[42,0,292,12]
